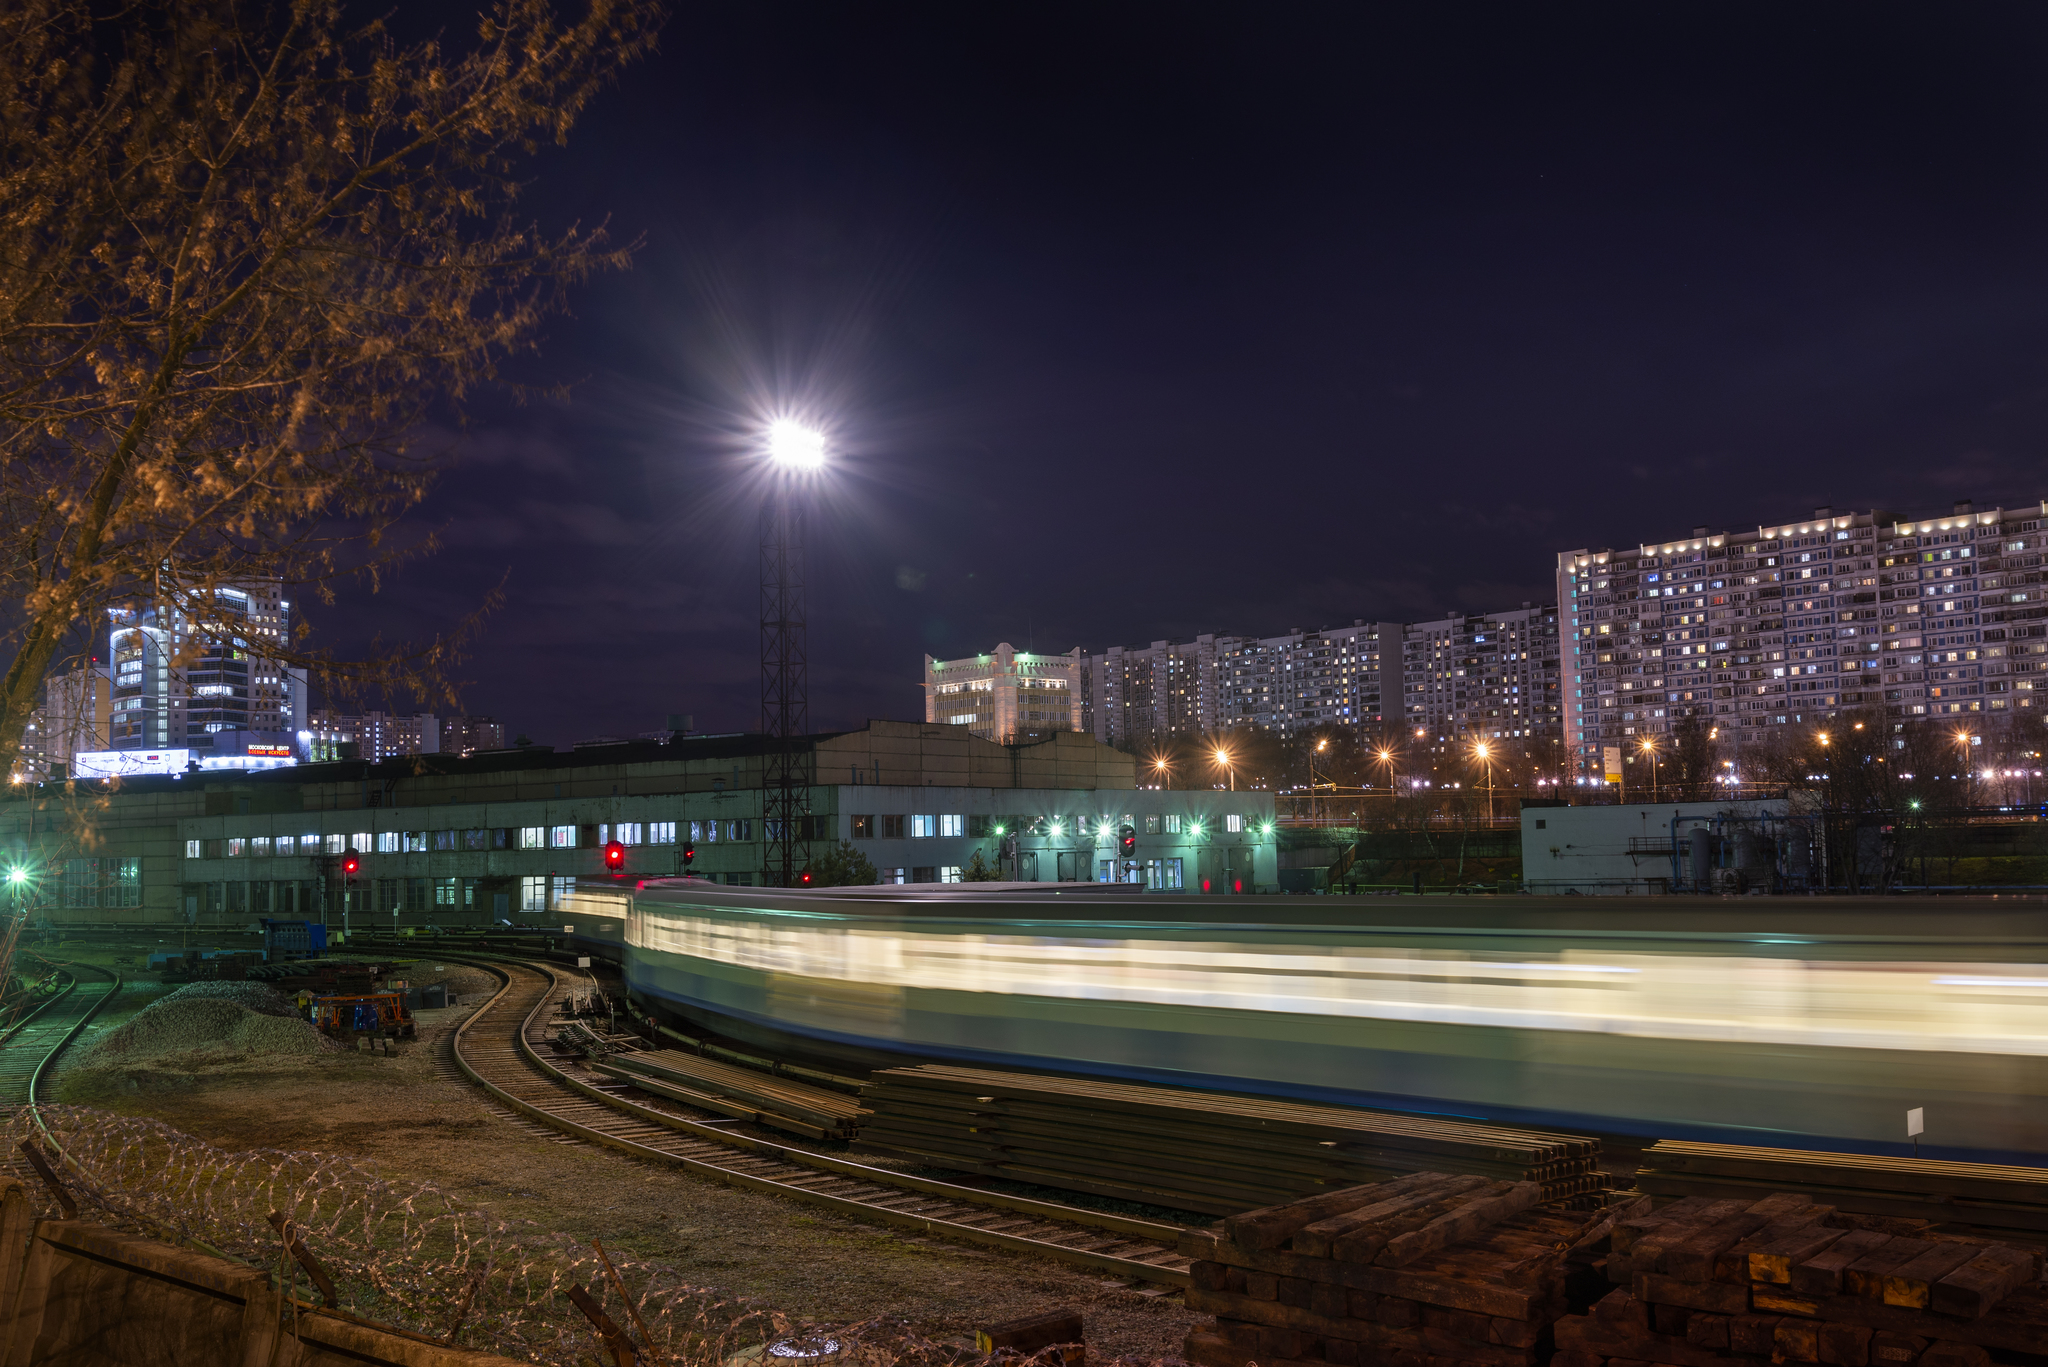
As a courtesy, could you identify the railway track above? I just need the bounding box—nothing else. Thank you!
[0,964,123,1108]
[451,958,1194,1288]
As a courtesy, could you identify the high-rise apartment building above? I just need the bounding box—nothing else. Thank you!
[107,581,307,757]
[309,709,442,761]
[923,645,1083,743]
[32,663,112,780]
[1062,611,1559,753]
[1554,499,2048,779]
[443,715,507,756]
[1401,606,1563,762]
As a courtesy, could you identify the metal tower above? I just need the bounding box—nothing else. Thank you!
[760,485,811,886]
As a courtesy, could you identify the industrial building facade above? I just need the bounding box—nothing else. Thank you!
[1553,499,2048,781]
[0,721,1277,928]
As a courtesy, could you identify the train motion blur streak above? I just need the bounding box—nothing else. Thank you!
[569,883,2048,1159]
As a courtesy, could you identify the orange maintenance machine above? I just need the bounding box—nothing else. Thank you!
[310,992,415,1042]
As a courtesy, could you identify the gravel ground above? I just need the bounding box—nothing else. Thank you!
[57,998,1199,1358]
[72,983,337,1068]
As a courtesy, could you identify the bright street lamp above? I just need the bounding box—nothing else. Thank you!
[1214,747,1235,792]
[765,419,827,470]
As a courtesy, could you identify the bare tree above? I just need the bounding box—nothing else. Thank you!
[0,0,662,771]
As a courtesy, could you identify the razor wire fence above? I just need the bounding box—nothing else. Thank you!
[2,1104,1052,1367]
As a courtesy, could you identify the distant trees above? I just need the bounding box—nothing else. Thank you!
[807,840,878,888]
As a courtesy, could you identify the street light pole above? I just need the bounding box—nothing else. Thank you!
[762,421,825,889]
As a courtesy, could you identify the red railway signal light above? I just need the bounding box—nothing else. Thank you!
[681,843,695,867]
[1118,825,1136,859]
[341,851,360,877]
[603,840,626,873]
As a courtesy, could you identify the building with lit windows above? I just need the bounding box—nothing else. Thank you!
[1553,499,2048,780]
[1402,605,1564,770]
[106,580,307,763]
[1067,612,1557,751]
[923,644,1083,743]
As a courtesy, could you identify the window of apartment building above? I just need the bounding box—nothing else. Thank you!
[464,829,490,850]
[250,836,272,857]
[1225,814,1244,833]
[910,815,937,838]
[518,827,545,850]
[401,831,426,853]
[940,866,963,883]
[375,832,399,853]
[725,819,753,841]
[1143,814,1161,834]
[851,815,875,838]
[691,820,714,842]
[649,822,676,844]
[604,822,643,845]
[883,867,906,884]
[912,865,937,883]
[881,815,906,838]
[939,814,965,837]
[225,838,246,858]
[375,878,399,911]
[549,825,575,848]
[435,877,461,907]
[551,875,575,908]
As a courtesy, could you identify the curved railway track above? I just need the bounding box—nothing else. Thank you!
[0,964,123,1108]
[451,957,1193,1288]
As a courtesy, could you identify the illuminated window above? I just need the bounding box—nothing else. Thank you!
[550,825,575,848]
[910,815,936,838]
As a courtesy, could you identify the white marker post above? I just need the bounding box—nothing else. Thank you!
[1907,1107,1925,1158]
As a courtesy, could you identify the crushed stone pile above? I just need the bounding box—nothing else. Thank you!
[75,981,337,1065]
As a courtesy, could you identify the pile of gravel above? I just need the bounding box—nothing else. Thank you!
[76,981,336,1065]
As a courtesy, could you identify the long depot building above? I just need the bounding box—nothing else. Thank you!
[0,720,1279,930]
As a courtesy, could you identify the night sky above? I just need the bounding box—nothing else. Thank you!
[331,3,2048,743]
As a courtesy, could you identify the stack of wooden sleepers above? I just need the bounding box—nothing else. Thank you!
[594,1049,869,1141]
[1182,1171,1608,1367]
[1555,1189,2048,1366]
[1638,1141,2048,1243]
[859,1064,1607,1216]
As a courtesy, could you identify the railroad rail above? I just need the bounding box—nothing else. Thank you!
[450,957,1193,1288]
[0,964,123,1108]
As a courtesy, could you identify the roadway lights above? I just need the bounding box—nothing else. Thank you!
[765,419,827,470]
[5,868,22,885]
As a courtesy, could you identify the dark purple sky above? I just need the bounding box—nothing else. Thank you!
[331,3,2048,743]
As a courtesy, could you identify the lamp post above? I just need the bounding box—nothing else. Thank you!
[1473,740,1494,823]
[1214,746,1235,792]
[762,420,827,888]
[1639,736,1659,804]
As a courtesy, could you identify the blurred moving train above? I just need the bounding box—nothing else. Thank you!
[558,880,2048,1160]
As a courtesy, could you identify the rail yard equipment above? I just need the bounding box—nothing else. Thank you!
[311,992,414,1041]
